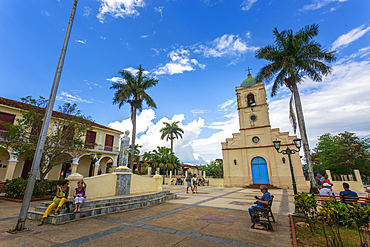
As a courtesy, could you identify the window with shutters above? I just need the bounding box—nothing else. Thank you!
[85,131,96,149]
[104,134,114,151]
[0,112,16,132]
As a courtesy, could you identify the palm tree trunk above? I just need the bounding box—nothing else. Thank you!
[292,84,317,193]
[170,134,174,153]
[130,107,137,171]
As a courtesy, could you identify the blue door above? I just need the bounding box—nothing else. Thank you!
[251,157,269,184]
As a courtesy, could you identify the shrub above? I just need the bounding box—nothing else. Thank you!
[4,178,52,199]
[294,192,317,231]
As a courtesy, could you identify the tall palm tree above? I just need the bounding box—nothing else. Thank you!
[110,65,158,170]
[255,24,337,193]
[160,121,184,153]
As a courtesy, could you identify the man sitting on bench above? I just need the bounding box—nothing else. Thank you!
[248,185,271,221]
[340,182,358,204]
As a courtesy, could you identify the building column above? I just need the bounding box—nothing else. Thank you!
[4,153,18,180]
[203,171,206,179]
[169,170,172,179]
[156,167,160,175]
[71,157,79,174]
[185,170,188,179]
[147,167,152,176]
[94,161,100,176]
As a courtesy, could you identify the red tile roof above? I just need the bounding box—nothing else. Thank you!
[0,97,123,134]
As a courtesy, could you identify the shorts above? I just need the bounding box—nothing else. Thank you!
[187,181,192,187]
[74,196,86,204]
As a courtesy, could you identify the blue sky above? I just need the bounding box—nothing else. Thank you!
[1,0,370,164]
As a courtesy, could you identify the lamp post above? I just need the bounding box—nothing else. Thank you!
[89,153,102,177]
[272,138,302,196]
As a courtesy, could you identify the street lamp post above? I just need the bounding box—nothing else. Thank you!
[89,153,102,177]
[272,138,302,196]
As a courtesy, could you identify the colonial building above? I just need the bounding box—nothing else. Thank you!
[221,74,308,190]
[0,97,123,181]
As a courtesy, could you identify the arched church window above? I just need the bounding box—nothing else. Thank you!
[247,93,256,107]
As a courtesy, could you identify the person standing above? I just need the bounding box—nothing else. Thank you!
[192,174,198,194]
[186,173,192,194]
[315,173,322,190]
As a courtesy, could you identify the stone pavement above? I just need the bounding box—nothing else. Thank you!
[0,185,295,246]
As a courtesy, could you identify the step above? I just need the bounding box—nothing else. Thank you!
[245,184,281,189]
[32,193,173,213]
[27,191,176,225]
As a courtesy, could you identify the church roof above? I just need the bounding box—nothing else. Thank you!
[240,73,260,87]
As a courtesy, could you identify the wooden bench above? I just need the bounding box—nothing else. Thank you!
[315,194,370,206]
[251,195,275,231]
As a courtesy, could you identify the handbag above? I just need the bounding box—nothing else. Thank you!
[53,187,66,204]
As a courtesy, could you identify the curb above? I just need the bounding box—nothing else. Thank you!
[290,214,298,246]
[0,196,50,203]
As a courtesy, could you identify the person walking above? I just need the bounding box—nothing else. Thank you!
[192,174,198,194]
[186,173,192,194]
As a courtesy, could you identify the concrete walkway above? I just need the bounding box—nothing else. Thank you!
[0,186,295,246]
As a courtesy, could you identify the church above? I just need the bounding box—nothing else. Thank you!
[221,73,308,190]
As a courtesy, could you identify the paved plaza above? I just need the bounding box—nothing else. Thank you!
[0,186,295,246]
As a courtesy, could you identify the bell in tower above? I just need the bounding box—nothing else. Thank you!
[247,93,256,107]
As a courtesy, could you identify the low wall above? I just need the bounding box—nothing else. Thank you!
[131,174,159,194]
[83,173,117,199]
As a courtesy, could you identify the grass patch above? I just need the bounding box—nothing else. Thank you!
[294,217,362,247]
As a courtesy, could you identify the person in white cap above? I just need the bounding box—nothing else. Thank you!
[320,183,333,199]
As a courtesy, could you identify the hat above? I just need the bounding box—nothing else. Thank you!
[323,183,330,187]
[317,173,321,176]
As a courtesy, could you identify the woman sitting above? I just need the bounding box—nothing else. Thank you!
[74,178,87,213]
[38,179,69,225]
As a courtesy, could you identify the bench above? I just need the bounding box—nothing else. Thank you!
[315,194,370,206]
[171,179,183,185]
[251,195,275,231]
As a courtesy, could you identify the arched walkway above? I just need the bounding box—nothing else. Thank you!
[98,156,114,175]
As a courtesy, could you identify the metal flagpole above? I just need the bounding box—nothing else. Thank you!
[14,0,78,231]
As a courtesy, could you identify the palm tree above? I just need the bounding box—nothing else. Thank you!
[160,121,184,153]
[255,24,337,193]
[110,65,158,170]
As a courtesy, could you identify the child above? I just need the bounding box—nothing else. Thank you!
[38,180,69,225]
[73,178,87,213]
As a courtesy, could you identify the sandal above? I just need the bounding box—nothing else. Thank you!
[54,211,60,215]
[38,221,44,226]
[77,209,80,213]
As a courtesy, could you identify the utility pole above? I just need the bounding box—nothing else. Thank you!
[14,0,78,231]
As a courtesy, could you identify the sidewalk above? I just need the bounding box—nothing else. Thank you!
[0,186,295,246]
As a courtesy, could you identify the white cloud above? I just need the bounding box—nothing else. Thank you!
[195,34,258,58]
[108,110,207,164]
[191,109,209,115]
[332,24,370,50]
[154,6,164,17]
[218,99,235,111]
[122,66,149,76]
[75,39,87,44]
[240,0,258,11]
[41,11,50,16]
[83,6,92,17]
[56,91,93,104]
[151,48,159,56]
[100,36,108,40]
[97,0,145,23]
[301,0,348,11]
[106,76,124,83]
[153,48,205,76]
[140,34,149,38]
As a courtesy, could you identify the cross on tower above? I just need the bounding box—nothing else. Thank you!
[246,66,252,75]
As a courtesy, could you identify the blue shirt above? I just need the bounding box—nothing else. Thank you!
[258,192,271,209]
[340,190,358,197]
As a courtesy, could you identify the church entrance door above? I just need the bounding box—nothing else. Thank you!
[251,157,269,184]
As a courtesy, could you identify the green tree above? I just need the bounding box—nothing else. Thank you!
[0,96,92,194]
[110,65,158,170]
[128,144,141,171]
[159,121,184,153]
[313,132,370,176]
[143,147,180,175]
[255,24,337,192]
[198,159,223,178]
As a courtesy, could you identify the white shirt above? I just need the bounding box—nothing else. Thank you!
[192,177,197,182]
[320,188,332,196]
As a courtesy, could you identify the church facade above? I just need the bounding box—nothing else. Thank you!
[221,74,308,190]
